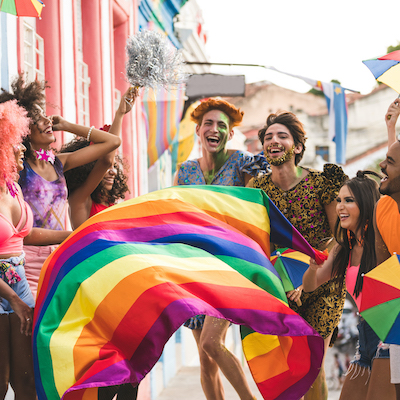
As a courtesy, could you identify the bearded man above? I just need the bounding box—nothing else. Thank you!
[248,111,348,400]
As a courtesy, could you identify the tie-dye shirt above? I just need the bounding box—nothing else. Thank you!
[19,157,68,230]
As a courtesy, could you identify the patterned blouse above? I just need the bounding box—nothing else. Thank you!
[252,164,347,249]
[252,164,348,339]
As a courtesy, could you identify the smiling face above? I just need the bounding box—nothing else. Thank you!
[262,123,302,166]
[336,185,360,235]
[379,141,400,196]
[13,143,26,172]
[195,109,234,154]
[101,165,117,192]
[29,105,54,149]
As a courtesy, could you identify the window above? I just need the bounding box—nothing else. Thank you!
[23,22,44,82]
[77,59,90,126]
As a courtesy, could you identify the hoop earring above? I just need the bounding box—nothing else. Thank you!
[359,221,368,247]
[347,230,353,249]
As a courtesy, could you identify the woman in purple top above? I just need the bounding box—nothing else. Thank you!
[0,75,122,300]
[173,99,266,400]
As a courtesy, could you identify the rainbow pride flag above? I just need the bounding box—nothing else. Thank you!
[33,186,324,400]
[142,88,186,167]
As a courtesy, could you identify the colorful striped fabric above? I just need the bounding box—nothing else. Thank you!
[170,100,200,174]
[33,186,324,400]
[142,88,186,167]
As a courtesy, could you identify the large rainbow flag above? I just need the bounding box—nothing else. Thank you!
[33,186,325,400]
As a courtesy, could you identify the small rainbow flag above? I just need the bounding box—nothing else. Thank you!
[33,186,324,400]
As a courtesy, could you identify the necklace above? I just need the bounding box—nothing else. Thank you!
[34,149,55,164]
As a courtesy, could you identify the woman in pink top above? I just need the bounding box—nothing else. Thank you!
[303,172,396,400]
[0,75,123,300]
[0,101,70,400]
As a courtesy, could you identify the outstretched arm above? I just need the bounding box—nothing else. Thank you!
[303,244,337,292]
[24,227,71,246]
[386,98,400,147]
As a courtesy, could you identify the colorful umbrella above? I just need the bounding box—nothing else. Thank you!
[270,248,310,292]
[363,50,400,93]
[0,0,44,18]
[360,254,400,345]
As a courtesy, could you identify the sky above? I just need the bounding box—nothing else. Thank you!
[195,0,400,95]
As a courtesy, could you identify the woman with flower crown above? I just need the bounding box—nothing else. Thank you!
[0,75,133,300]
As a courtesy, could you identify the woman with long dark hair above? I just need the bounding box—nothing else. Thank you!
[303,171,396,400]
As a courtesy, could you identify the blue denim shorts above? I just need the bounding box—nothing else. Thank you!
[352,318,389,369]
[0,254,34,314]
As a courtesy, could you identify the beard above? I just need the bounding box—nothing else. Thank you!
[265,145,296,166]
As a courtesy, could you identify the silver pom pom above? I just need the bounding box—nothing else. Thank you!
[125,30,188,90]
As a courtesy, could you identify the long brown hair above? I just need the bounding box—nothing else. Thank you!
[331,171,381,298]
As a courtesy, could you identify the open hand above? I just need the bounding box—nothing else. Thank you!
[9,296,33,336]
[287,285,303,304]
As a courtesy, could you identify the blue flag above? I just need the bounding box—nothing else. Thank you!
[322,82,348,165]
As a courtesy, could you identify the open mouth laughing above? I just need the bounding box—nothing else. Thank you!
[267,144,285,156]
[206,135,221,146]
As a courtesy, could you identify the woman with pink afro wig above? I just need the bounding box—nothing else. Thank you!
[0,100,30,189]
[0,100,70,400]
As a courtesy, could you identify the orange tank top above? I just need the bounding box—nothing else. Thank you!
[376,195,400,255]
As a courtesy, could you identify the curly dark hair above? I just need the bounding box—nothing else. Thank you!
[0,74,48,160]
[258,111,307,166]
[60,138,129,204]
[331,170,381,298]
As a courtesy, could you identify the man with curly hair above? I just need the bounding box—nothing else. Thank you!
[173,98,267,400]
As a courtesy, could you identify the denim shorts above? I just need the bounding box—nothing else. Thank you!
[0,254,34,314]
[351,318,389,369]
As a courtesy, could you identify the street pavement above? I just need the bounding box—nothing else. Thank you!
[154,348,343,400]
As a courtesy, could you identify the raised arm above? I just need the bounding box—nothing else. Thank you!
[67,88,137,228]
[385,98,400,148]
[303,244,337,292]
[54,119,121,172]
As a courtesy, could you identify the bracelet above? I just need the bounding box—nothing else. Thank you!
[87,126,94,141]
